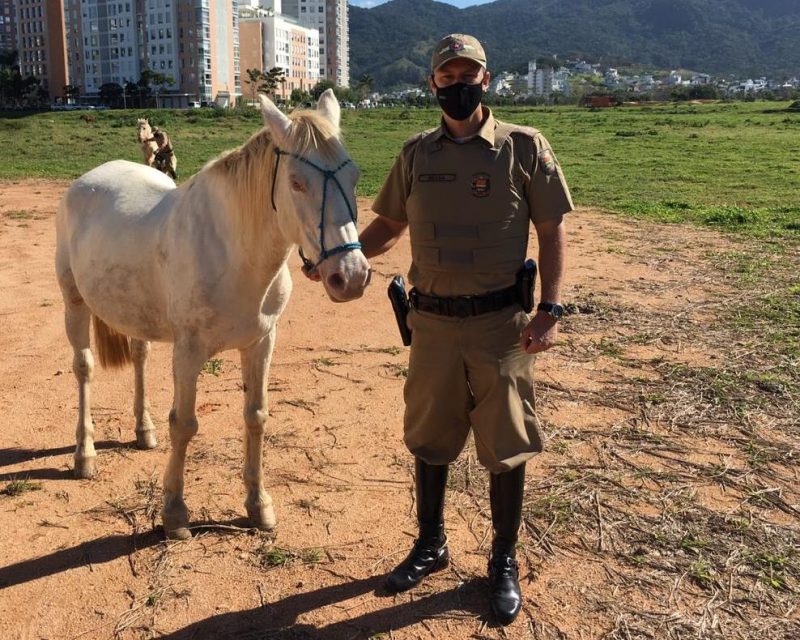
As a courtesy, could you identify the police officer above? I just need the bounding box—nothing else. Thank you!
[318,33,573,624]
[149,126,178,179]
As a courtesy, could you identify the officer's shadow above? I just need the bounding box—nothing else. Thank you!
[157,573,492,639]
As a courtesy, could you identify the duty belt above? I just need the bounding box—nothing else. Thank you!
[409,285,517,318]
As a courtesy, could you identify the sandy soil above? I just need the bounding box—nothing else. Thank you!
[0,179,777,639]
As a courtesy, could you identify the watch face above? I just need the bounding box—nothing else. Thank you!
[538,302,564,319]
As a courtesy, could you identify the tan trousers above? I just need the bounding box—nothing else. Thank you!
[403,304,544,473]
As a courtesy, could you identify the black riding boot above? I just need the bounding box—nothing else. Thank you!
[385,458,449,593]
[488,463,526,625]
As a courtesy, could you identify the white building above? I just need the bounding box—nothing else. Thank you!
[239,2,319,98]
[490,71,516,96]
[64,0,240,106]
[282,0,348,87]
[64,0,142,94]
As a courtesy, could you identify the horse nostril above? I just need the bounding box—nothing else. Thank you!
[327,273,345,291]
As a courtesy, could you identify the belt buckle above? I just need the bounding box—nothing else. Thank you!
[450,297,474,318]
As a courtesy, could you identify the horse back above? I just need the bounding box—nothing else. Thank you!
[56,160,176,341]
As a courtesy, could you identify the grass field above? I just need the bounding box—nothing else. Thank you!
[2,101,798,237]
[2,103,799,638]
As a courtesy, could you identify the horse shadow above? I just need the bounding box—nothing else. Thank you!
[155,574,493,639]
[0,529,163,589]
[0,517,273,590]
[0,440,133,480]
[0,519,500,636]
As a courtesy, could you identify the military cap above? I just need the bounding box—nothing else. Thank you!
[430,34,487,73]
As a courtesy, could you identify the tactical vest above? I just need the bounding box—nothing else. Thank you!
[405,122,536,294]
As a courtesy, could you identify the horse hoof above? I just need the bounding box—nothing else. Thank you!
[165,526,192,541]
[73,457,96,479]
[162,506,190,539]
[136,430,158,450]
[247,504,277,530]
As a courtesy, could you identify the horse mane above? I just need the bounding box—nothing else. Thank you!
[200,108,342,240]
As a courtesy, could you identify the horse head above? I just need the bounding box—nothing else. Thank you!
[137,118,152,144]
[260,91,371,303]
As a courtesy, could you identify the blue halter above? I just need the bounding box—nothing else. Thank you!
[271,147,361,271]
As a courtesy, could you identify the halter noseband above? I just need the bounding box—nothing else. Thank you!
[270,147,361,271]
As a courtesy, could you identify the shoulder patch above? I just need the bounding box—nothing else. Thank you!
[538,148,557,176]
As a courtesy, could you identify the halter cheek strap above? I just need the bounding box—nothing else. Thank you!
[271,147,362,271]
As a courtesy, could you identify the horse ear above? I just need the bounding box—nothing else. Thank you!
[258,93,292,147]
[317,89,341,131]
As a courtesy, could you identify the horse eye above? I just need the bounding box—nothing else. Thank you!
[290,179,305,192]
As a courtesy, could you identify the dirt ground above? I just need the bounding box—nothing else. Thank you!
[0,180,797,640]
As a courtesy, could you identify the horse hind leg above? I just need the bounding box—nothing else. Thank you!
[131,339,158,450]
[58,270,97,479]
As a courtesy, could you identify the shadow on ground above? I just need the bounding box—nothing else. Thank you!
[157,575,493,639]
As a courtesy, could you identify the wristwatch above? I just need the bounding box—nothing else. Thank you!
[537,302,565,320]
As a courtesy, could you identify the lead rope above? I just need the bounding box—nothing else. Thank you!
[271,147,361,271]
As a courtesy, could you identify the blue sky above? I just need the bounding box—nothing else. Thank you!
[350,0,494,8]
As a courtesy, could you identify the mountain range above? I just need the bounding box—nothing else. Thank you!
[348,0,800,89]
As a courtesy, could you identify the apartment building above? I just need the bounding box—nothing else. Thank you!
[62,0,139,95]
[10,0,68,100]
[60,0,239,105]
[282,0,347,87]
[0,0,18,53]
[175,0,240,105]
[239,1,318,100]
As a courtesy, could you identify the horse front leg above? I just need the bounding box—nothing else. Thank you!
[161,339,207,540]
[131,339,158,450]
[240,329,277,530]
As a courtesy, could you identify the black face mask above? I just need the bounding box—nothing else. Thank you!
[433,80,483,121]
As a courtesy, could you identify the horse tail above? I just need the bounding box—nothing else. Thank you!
[92,315,132,369]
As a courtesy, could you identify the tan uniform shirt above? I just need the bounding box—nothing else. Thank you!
[373,109,574,297]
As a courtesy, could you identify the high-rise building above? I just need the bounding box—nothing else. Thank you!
[63,0,140,96]
[61,0,239,106]
[239,1,319,101]
[283,0,347,88]
[0,0,18,53]
[11,0,68,100]
[175,0,240,105]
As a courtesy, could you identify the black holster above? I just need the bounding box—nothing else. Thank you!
[388,275,412,346]
[515,259,538,313]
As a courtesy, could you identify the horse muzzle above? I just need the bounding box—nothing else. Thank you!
[318,250,371,303]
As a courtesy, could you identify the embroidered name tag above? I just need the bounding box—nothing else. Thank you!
[419,173,456,183]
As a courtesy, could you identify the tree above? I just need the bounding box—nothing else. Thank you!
[138,69,175,107]
[0,50,43,108]
[262,67,286,100]
[355,73,374,100]
[310,79,336,100]
[99,82,124,107]
[124,81,139,108]
[245,68,264,103]
[290,87,311,105]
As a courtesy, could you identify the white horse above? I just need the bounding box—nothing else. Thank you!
[56,91,370,539]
